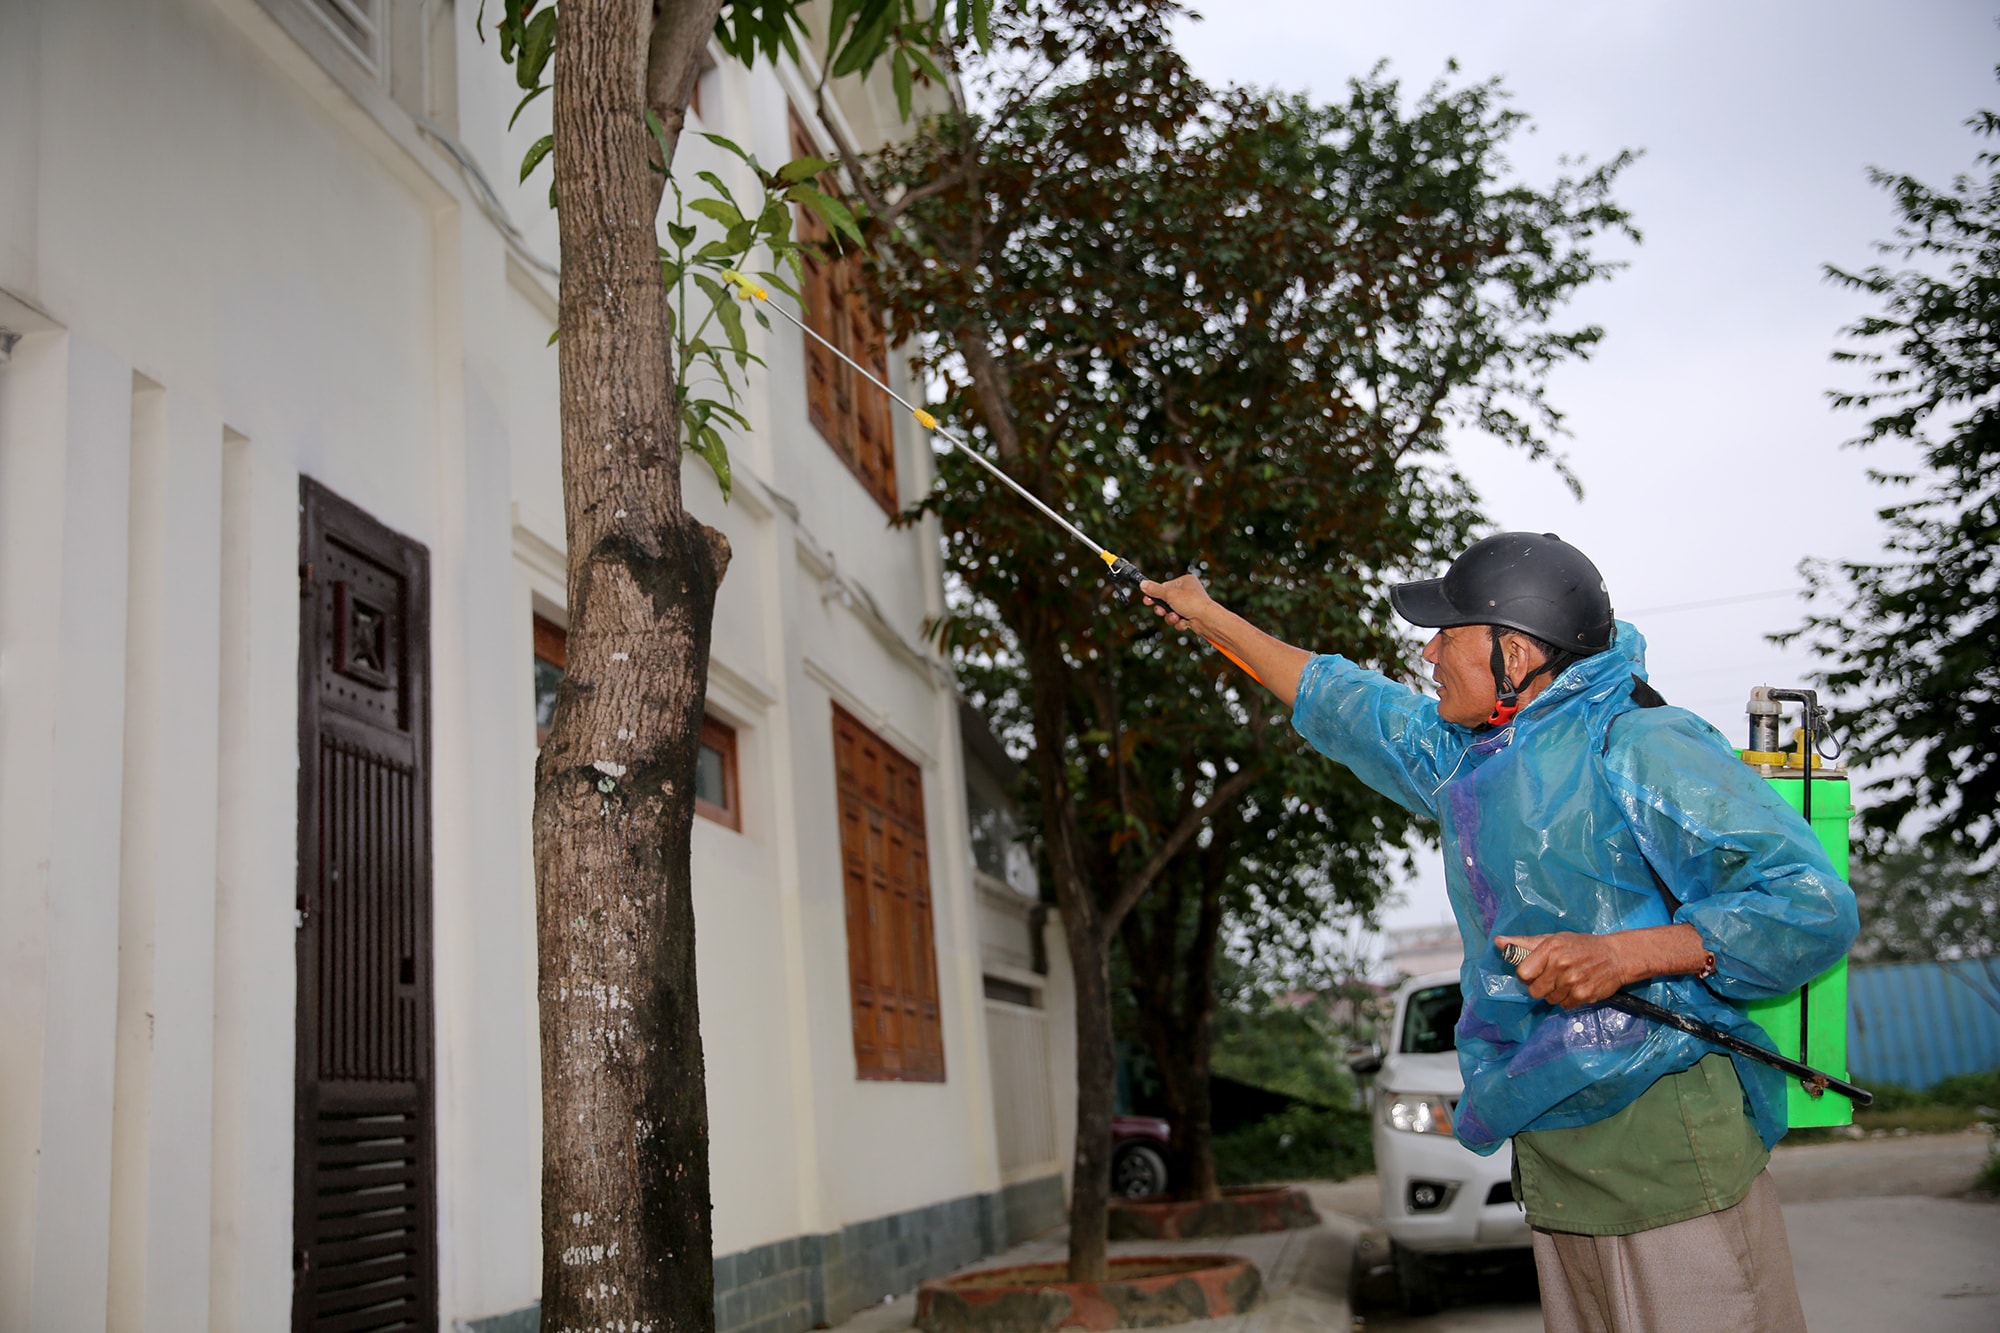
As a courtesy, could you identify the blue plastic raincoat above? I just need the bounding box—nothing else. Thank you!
[1292,623,1857,1154]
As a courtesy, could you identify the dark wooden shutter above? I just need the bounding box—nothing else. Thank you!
[833,706,943,1081]
[793,113,842,448]
[790,111,898,515]
[295,479,436,1333]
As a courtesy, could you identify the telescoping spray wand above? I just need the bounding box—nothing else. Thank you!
[1497,941,1873,1106]
[720,271,1264,686]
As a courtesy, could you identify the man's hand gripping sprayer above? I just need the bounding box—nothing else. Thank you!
[720,271,1265,685]
[1497,940,1873,1107]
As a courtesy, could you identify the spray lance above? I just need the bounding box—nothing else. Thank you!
[720,271,1263,685]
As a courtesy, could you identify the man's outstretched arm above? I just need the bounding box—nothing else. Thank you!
[1139,573,1314,707]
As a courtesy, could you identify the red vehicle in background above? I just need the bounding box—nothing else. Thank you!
[1110,1114,1172,1198]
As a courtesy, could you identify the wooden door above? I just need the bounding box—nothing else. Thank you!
[294,479,436,1333]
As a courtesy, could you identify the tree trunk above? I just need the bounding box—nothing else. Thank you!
[1064,921,1116,1283]
[1019,608,1120,1284]
[1140,1008,1218,1203]
[1177,879,1225,1200]
[536,2,727,1329]
[1176,1045,1219,1201]
[1123,864,1226,1203]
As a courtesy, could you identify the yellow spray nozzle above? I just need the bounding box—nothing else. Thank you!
[914,408,939,430]
[719,270,768,300]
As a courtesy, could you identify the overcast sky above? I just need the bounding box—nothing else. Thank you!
[1171,2,1999,943]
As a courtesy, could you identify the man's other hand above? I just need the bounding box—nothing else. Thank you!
[1494,932,1629,1008]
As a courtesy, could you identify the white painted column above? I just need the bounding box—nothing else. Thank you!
[107,380,225,1332]
[206,427,300,1333]
[930,685,1003,1199]
[0,329,135,1333]
[0,323,66,1333]
[760,497,827,1242]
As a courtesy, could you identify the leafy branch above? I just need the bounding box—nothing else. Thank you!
[481,0,907,497]
[648,116,862,496]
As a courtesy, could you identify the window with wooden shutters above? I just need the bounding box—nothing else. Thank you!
[791,112,898,515]
[832,705,944,1081]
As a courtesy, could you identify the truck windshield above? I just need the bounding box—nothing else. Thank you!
[1401,984,1462,1055]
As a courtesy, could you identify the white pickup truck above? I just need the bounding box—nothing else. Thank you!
[1350,969,1531,1314]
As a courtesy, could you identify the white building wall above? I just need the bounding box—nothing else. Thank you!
[0,1,1068,1329]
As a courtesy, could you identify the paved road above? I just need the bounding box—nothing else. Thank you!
[1341,1131,1999,1332]
[830,1131,1995,1332]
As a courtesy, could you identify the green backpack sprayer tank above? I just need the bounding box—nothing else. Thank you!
[1739,686,1854,1129]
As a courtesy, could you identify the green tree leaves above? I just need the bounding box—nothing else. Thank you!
[785,183,863,249]
[519,134,552,183]
[1790,72,2000,861]
[655,127,838,499]
[1847,840,2000,966]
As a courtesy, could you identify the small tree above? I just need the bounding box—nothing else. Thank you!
[481,2,994,1327]
[1119,744,1412,1200]
[1791,72,2000,863]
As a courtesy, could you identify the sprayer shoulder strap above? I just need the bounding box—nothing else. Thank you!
[1600,675,1682,916]
[1599,676,1736,1005]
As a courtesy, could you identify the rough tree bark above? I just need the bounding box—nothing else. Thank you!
[535,2,728,1330]
[1122,855,1227,1203]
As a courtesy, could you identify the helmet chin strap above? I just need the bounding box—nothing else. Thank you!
[1485,627,1558,727]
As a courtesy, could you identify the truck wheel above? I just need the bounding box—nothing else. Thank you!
[1393,1241,1440,1316]
[1112,1143,1169,1198]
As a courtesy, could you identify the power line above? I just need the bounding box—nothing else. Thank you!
[1625,588,1802,617]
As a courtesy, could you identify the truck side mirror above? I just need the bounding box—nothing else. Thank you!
[1345,1041,1382,1076]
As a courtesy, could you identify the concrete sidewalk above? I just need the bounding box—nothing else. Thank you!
[823,1132,1998,1333]
[829,1183,1367,1333]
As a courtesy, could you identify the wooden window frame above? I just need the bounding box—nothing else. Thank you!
[695,715,741,831]
[832,704,945,1082]
[533,614,739,830]
[532,614,566,749]
[790,110,899,515]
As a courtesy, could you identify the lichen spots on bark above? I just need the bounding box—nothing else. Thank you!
[535,508,721,1324]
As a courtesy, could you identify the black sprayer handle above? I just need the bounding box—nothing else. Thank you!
[1498,941,1873,1107]
[1106,557,1266,685]
[1105,556,1148,592]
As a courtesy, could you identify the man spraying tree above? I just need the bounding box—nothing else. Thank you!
[1141,532,1857,1332]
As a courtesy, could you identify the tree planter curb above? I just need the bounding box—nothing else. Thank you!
[914,1254,1262,1332]
[1106,1185,1321,1240]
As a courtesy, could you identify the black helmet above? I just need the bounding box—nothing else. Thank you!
[1390,532,1614,654]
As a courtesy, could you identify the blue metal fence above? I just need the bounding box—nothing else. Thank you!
[1847,959,2000,1090]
